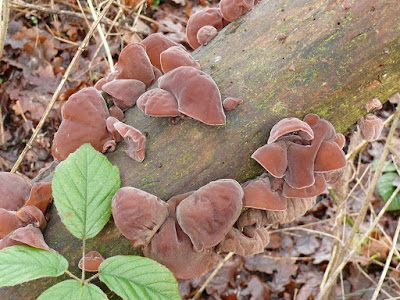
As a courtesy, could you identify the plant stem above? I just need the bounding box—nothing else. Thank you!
[84,273,100,285]
[65,270,81,281]
[0,0,9,58]
[81,239,86,284]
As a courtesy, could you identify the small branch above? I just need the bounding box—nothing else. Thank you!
[192,252,234,300]
[10,0,115,173]
[0,0,10,57]
[81,239,86,284]
[371,216,400,300]
[87,0,114,71]
[84,273,100,284]
[65,270,81,281]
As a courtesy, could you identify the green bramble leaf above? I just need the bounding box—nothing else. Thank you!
[372,159,396,172]
[37,279,108,300]
[99,256,180,300]
[0,246,68,287]
[377,172,400,211]
[52,143,120,239]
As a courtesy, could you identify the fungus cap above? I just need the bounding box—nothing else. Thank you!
[137,88,181,117]
[359,114,383,142]
[219,0,255,22]
[0,225,53,251]
[282,173,327,198]
[158,66,226,125]
[16,206,47,231]
[116,43,154,87]
[223,97,243,111]
[267,117,314,144]
[186,8,224,49]
[251,142,288,178]
[0,209,23,238]
[365,98,382,112]
[197,25,218,46]
[102,79,146,110]
[140,33,178,70]
[112,187,168,247]
[159,46,201,73]
[78,251,105,272]
[264,197,316,225]
[242,177,287,210]
[24,182,52,214]
[51,87,111,160]
[0,172,31,211]
[314,141,347,172]
[176,179,243,251]
[113,122,146,162]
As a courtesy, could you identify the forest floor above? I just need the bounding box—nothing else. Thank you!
[1,1,400,299]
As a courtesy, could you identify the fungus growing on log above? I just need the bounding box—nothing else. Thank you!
[24,182,52,214]
[102,79,146,110]
[197,25,218,46]
[158,66,226,125]
[78,251,105,272]
[159,46,201,73]
[220,0,255,22]
[0,209,23,238]
[223,97,243,111]
[365,98,382,112]
[51,87,112,160]
[186,8,225,49]
[0,172,31,211]
[113,122,146,162]
[137,89,182,117]
[0,225,53,251]
[112,187,168,247]
[359,114,384,142]
[140,33,178,70]
[115,43,155,87]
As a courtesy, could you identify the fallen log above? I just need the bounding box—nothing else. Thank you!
[3,0,400,298]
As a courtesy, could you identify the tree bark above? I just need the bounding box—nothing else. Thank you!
[3,0,400,298]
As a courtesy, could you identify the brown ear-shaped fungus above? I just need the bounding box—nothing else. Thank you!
[166,191,194,218]
[365,98,382,112]
[160,46,201,73]
[220,0,255,22]
[78,251,105,272]
[113,122,146,162]
[242,177,287,210]
[267,117,314,144]
[52,87,112,160]
[158,66,226,125]
[236,208,269,230]
[24,182,52,214]
[109,105,124,121]
[389,93,400,104]
[282,173,326,198]
[197,25,218,46]
[16,206,47,231]
[217,226,269,256]
[186,8,224,49]
[106,117,123,143]
[140,33,178,70]
[102,79,146,110]
[359,114,383,142]
[0,225,53,251]
[94,78,108,90]
[335,133,346,149]
[223,97,243,111]
[152,66,163,82]
[0,209,23,238]
[116,43,154,87]
[176,179,243,251]
[143,217,220,280]
[137,89,181,117]
[251,142,288,178]
[0,172,31,211]
[314,141,347,172]
[112,187,168,247]
[264,197,316,224]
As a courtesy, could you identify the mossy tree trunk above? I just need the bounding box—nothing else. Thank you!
[3,0,400,298]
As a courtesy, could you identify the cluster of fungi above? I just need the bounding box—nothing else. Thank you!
[0,0,388,283]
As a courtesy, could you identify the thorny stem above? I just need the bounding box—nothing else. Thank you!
[192,252,235,300]
[65,270,81,281]
[10,0,115,173]
[318,108,400,300]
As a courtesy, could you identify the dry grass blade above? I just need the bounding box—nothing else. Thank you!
[10,0,115,173]
[192,252,235,300]
[371,217,400,300]
[0,0,10,57]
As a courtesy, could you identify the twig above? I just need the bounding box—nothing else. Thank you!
[318,109,400,299]
[317,182,400,299]
[0,0,10,57]
[355,263,394,299]
[371,217,400,300]
[10,0,115,173]
[84,273,100,284]
[87,0,114,71]
[81,239,86,283]
[65,270,81,281]
[9,0,145,34]
[192,252,235,300]
[0,101,5,146]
